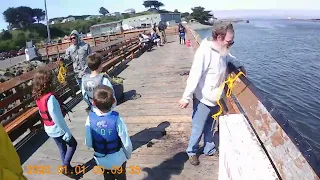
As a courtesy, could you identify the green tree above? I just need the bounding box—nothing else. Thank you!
[16,6,35,28]
[99,7,109,16]
[15,32,27,47]
[3,7,18,28]
[191,6,212,24]
[143,1,153,9]
[121,13,130,19]
[174,9,179,13]
[32,8,45,23]
[0,30,12,40]
[153,1,164,10]
[143,1,164,10]
[3,6,35,29]
[182,12,190,17]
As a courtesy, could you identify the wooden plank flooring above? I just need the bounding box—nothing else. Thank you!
[20,36,219,180]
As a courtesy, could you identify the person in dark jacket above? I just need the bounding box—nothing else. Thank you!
[178,23,186,44]
[158,21,167,44]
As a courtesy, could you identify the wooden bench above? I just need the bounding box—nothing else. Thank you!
[0,62,79,141]
[0,34,142,143]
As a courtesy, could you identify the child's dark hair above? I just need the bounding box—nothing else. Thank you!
[93,85,114,113]
[32,69,54,99]
[87,53,102,71]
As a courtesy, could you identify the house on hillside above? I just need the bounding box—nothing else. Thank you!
[85,15,102,21]
[110,12,121,17]
[90,20,123,37]
[61,17,75,23]
[122,13,181,28]
[125,8,136,14]
[50,20,60,24]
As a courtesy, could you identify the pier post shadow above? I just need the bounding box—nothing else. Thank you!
[142,152,188,180]
[17,129,49,164]
[130,121,170,151]
[117,90,141,106]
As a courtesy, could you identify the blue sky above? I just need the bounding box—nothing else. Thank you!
[1,0,320,30]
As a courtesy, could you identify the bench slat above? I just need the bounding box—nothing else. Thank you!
[5,107,38,133]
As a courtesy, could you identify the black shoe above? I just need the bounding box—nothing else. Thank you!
[85,106,91,112]
[59,166,76,177]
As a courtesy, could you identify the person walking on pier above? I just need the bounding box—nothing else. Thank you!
[58,30,91,87]
[81,53,117,111]
[178,23,186,44]
[178,22,245,166]
[85,85,132,180]
[33,70,78,176]
[158,21,167,45]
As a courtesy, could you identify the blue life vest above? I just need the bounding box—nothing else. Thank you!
[89,111,121,156]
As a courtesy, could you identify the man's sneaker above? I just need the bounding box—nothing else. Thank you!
[206,148,219,156]
[189,155,200,166]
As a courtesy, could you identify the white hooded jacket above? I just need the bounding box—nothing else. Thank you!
[181,38,242,107]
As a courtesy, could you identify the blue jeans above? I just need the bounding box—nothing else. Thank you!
[186,98,218,156]
[53,135,78,168]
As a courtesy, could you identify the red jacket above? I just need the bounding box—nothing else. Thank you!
[35,92,66,126]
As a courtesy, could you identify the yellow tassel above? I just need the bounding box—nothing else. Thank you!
[212,71,246,120]
[57,61,67,84]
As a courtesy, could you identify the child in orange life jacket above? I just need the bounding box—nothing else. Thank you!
[85,85,132,180]
[81,53,116,112]
[33,69,77,176]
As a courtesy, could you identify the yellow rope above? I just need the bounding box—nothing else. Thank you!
[212,71,246,120]
[57,61,67,84]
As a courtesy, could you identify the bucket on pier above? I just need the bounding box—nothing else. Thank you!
[186,40,191,47]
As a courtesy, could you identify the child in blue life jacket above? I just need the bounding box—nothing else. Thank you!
[85,85,132,180]
[81,53,116,112]
[33,69,77,176]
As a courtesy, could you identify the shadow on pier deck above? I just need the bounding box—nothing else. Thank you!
[21,35,219,180]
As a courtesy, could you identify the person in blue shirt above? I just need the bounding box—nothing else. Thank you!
[33,70,77,176]
[85,85,132,180]
[81,53,116,112]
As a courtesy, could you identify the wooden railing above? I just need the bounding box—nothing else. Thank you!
[0,35,142,142]
[185,25,320,180]
[39,28,178,58]
[38,29,145,58]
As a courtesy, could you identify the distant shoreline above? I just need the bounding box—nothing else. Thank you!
[290,18,320,22]
[187,19,249,30]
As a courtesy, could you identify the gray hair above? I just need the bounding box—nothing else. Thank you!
[212,22,234,40]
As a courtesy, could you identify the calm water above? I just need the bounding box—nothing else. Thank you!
[197,19,320,157]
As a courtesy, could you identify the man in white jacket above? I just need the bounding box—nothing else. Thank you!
[178,22,245,165]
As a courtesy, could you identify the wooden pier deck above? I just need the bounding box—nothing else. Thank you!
[20,35,219,180]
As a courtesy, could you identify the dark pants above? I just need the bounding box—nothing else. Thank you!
[53,135,78,168]
[103,162,126,180]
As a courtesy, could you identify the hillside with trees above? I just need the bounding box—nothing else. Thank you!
[0,2,215,52]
